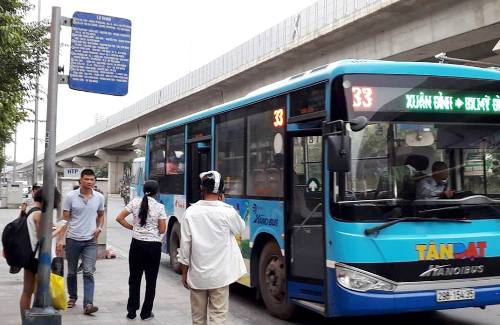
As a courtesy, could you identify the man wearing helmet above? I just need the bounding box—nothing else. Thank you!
[178,170,246,325]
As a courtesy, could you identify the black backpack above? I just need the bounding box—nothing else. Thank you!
[2,207,41,273]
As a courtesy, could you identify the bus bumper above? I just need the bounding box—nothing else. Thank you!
[327,269,500,316]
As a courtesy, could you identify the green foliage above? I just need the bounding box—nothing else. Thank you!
[0,0,49,170]
[94,165,108,178]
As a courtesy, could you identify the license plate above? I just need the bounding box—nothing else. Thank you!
[436,288,475,302]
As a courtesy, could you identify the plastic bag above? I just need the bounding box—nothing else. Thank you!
[50,273,67,310]
[50,257,67,310]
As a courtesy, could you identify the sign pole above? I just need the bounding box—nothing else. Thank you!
[24,6,62,325]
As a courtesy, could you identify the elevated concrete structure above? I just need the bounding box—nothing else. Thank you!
[72,156,106,168]
[95,149,137,193]
[17,0,500,180]
[57,161,77,168]
[132,137,146,151]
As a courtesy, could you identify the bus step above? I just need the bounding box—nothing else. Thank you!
[291,299,325,314]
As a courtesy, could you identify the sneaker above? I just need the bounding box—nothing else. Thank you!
[126,312,136,320]
[141,312,154,321]
[84,304,99,315]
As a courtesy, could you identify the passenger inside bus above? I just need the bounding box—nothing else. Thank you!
[397,154,429,200]
[166,151,184,175]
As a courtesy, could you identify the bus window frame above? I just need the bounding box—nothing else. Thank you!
[188,118,212,141]
[160,126,185,194]
[214,95,287,200]
[246,96,286,199]
[148,131,167,178]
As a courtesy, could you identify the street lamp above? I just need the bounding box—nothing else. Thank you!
[32,0,42,187]
[19,107,46,185]
[13,129,17,183]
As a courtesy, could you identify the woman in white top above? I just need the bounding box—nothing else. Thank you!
[116,180,166,321]
[20,188,64,319]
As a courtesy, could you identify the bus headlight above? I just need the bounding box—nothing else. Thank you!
[336,265,396,292]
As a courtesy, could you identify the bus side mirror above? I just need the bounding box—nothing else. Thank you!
[327,134,351,173]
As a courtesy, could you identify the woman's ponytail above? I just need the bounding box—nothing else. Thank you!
[138,180,159,227]
[138,194,149,226]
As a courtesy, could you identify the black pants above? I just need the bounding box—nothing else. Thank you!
[127,238,161,318]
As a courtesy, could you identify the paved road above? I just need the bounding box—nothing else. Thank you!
[104,196,500,325]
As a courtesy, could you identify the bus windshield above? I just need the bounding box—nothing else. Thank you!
[335,122,500,221]
[333,73,500,221]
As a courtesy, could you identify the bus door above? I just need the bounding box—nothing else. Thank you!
[286,130,325,285]
[187,140,211,204]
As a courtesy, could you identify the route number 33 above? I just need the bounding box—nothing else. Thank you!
[273,108,285,127]
[352,86,374,110]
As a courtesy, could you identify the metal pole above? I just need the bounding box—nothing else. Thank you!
[13,129,17,183]
[32,0,41,186]
[25,6,62,325]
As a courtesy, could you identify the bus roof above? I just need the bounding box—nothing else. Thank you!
[147,59,500,136]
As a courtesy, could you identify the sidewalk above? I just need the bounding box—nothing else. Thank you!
[0,254,192,324]
[0,206,192,325]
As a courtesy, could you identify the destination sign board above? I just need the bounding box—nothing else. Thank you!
[342,74,500,115]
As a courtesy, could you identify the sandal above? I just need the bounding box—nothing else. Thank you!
[67,299,76,308]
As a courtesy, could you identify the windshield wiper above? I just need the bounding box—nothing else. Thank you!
[364,217,471,236]
[417,204,500,215]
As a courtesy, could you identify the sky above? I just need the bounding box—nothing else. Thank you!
[7,0,317,164]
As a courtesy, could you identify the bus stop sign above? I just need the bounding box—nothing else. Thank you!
[69,12,131,96]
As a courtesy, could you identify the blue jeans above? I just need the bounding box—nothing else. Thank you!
[66,238,97,307]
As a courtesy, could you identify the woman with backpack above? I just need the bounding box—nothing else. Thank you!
[115,180,166,321]
[19,188,63,319]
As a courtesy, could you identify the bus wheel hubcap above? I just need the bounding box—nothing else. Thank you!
[265,256,284,301]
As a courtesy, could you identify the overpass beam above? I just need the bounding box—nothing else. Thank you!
[94,149,136,194]
[72,156,107,168]
[132,137,146,151]
[57,161,76,168]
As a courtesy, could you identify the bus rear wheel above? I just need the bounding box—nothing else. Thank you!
[168,222,182,274]
[259,241,295,320]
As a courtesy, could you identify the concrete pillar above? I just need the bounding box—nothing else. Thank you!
[94,149,136,194]
[107,161,124,194]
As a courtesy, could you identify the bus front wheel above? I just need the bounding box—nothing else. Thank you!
[168,222,182,274]
[258,241,295,320]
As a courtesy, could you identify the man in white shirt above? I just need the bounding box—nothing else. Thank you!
[178,171,246,325]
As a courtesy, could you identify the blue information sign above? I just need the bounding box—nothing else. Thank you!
[69,12,131,96]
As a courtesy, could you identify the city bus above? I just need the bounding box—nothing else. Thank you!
[129,157,145,200]
[145,59,500,319]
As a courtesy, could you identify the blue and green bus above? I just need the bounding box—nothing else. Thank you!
[130,157,145,200]
[145,59,500,318]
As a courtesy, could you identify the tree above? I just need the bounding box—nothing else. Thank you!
[0,0,48,171]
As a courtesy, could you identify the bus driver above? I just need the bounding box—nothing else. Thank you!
[416,161,455,199]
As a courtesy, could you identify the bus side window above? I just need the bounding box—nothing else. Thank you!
[217,112,245,196]
[246,97,285,198]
